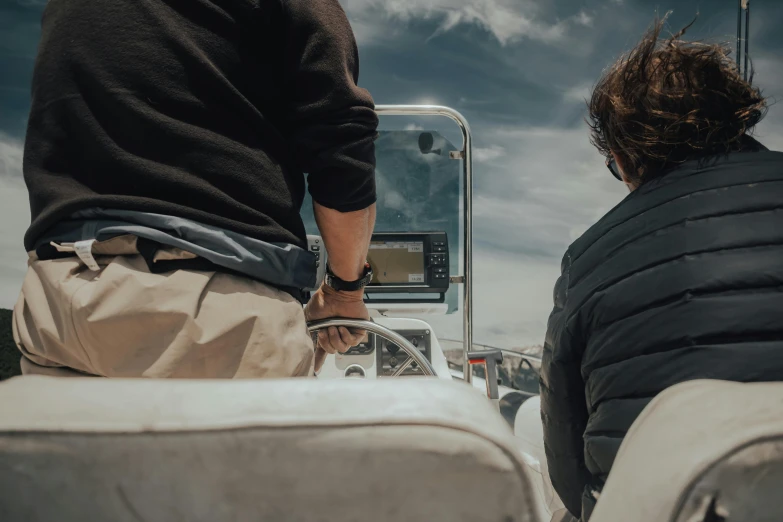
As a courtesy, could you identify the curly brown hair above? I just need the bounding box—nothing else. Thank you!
[588,14,768,185]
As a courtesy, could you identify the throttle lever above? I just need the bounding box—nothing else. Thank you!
[467,349,504,401]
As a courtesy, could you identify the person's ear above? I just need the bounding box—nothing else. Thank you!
[611,151,637,191]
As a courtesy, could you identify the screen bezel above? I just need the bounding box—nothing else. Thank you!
[364,232,449,295]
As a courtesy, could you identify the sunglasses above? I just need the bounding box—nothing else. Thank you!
[605,157,623,181]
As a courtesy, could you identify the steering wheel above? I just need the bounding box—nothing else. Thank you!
[307,319,438,377]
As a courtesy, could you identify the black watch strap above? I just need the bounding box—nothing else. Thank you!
[324,262,373,292]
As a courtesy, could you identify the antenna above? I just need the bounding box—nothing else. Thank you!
[737,1,742,72]
[737,0,751,83]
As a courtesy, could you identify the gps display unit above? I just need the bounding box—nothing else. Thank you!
[365,232,450,296]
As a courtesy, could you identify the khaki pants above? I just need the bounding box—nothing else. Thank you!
[12,236,314,378]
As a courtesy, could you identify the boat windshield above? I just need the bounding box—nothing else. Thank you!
[301,128,462,314]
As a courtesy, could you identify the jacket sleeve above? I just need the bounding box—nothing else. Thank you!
[540,252,591,518]
[282,0,378,213]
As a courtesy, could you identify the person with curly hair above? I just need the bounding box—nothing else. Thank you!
[540,14,783,521]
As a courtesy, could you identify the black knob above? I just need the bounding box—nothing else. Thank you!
[389,356,398,368]
[386,343,399,356]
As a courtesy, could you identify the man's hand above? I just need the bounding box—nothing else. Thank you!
[307,201,376,373]
[304,285,369,373]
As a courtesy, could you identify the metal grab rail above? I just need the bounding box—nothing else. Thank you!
[307,319,438,377]
[375,105,475,383]
[438,338,543,364]
[439,339,543,364]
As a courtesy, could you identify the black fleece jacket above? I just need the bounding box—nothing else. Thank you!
[23,0,377,251]
[541,145,783,520]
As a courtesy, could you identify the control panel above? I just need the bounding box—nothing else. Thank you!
[376,329,431,376]
[305,235,327,292]
[338,329,432,377]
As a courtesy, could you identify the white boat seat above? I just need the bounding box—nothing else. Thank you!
[590,379,783,522]
[0,376,539,522]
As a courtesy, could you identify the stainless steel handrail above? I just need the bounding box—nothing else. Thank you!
[375,105,474,383]
[307,319,438,377]
[439,338,543,364]
[499,349,542,364]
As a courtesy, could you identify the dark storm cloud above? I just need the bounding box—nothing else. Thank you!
[339,0,783,259]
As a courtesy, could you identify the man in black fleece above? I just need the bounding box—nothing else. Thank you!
[541,17,783,521]
[14,0,379,378]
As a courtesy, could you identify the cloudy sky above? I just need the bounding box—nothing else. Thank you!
[2,0,783,348]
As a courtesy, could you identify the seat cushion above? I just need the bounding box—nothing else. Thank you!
[590,379,783,522]
[0,376,539,522]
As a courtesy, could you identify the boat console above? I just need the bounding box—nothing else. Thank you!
[302,107,533,415]
[307,230,456,381]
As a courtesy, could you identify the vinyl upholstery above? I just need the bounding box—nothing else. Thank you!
[0,376,539,522]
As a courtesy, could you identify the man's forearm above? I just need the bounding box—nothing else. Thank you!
[313,202,376,281]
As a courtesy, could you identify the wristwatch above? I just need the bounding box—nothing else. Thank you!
[324,262,373,292]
